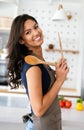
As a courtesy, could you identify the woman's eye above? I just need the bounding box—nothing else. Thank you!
[26,31,31,35]
[35,24,39,29]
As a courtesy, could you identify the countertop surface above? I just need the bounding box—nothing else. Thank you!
[0,93,84,127]
[61,106,84,127]
[0,93,29,123]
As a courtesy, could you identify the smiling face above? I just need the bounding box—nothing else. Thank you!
[21,19,44,51]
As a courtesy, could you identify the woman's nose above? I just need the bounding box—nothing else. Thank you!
[32,29,38,36]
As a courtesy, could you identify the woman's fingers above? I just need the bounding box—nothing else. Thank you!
[56,58,69,74]
[56,58,67,68]
[61,62,67,69]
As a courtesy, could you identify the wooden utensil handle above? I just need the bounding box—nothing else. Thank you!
[58,32,63,58]
[45,61,57,66]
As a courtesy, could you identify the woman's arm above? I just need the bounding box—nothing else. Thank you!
[26,58,69,117]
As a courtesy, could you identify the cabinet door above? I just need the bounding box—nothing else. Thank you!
[0,0,18,18]
[0,0,19,5]
[0,17,13,30]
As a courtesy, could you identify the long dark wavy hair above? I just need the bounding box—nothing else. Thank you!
[6,14,38,89]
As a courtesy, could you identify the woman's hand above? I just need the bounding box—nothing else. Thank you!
[55,58,69,83]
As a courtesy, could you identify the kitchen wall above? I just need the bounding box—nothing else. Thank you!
[17,0,84,97]
[0,0,84,98]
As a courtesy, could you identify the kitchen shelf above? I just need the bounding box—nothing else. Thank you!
[0,85,26,95]
[0,16,13,30]
[45,48,79,54]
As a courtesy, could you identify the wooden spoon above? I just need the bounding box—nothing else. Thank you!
[57,32,64,58]
[24,55,56,66]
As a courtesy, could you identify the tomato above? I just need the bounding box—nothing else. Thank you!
[59,96,72,109]
[65,100,72,108]
[59,100,65,108]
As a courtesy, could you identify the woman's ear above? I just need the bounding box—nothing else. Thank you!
[19,39,25,44]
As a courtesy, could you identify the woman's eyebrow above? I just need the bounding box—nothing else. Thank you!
[23,23,38,33]
[24,28,31,33]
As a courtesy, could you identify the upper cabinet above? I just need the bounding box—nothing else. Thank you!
[0,0,19,5]
[0,16,13,30]
[0,0,19,30]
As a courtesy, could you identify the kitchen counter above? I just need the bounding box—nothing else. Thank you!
[0,85,26,94]
[0,93,30,123]
[0,93,30,130]
[0,94,84,130]
[61,97,84,130]
[62,107,84,130]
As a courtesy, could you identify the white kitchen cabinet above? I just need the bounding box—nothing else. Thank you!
[0,17,13,30]
[0,0,19,30]
[0,0,19,18]
[0,0,19,5]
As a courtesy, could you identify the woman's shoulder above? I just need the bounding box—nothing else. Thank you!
[22,61,32,72]
[22,61,42,72]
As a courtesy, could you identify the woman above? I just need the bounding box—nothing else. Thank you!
[6,14,69,130]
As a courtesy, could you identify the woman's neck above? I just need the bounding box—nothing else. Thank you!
[32,47,44,60]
